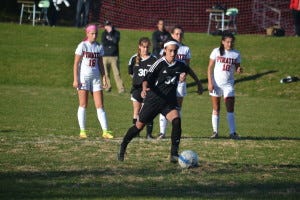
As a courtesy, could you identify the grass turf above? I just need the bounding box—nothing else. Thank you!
[0,23,299,199]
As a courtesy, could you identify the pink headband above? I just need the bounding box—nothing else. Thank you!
[85,25,97,33]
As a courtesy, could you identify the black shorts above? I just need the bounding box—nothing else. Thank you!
[131,87,143,103]
[139,91,179,123]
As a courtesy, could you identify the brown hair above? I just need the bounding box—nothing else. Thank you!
[219,32,235,56]
[135,37,151,66]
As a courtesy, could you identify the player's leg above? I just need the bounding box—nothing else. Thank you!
[118,120,145,161]
[93,89,113,139]
[146,120,154,139]
[211,96,221,138]
[158,114,167,139]
[223,84,239,139]
[157,95,184,140]
[225,96,239,139]
[159,81,186,141]
[77,89,88,138]
[110,56,125,93]
[132,100,140,125]
[102,57,112,92]
[209,86,222,138]
[118,101,159,161]
[165,109,181,163]
[132,97,141,137]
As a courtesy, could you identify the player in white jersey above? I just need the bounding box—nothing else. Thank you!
[158,26,203,139]
[207,32,242,140]
[73,24,114,139]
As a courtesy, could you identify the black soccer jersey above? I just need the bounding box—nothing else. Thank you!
[128,54,157,88]
[144,57,190,104]
[152,30,171,57]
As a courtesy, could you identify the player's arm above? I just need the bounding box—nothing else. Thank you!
[128,58,134,78]
[141,66,157,98]
[207,59,215,92]
[141,80,150,98]
[186,64,203,95]
[98,56,107,88]
[235,63,243,74]
[73,54,82,88]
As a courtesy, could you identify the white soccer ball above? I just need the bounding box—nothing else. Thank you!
[178,150,199,169]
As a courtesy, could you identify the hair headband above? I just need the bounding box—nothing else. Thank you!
[85,25,97,33]
[163,41,179,48]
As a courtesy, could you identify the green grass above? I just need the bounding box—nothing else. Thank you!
[0,23,299,199]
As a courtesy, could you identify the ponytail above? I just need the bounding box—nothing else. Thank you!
[219,43,225,56]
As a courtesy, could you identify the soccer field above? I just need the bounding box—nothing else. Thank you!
[0,23,299,199]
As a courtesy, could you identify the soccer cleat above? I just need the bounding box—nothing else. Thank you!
[210,132,218,139]
[157,133,166,140]
[117,152,124,161]
[79,130,87,138]
[102,130,114,139]
[170,155,179,163]
[229,132,240,140]
[146,134,155,140]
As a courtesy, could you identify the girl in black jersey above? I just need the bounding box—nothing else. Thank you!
[128,37,157,139]
[118,41,190,163]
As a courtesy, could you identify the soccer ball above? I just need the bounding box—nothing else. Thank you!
[178,150,199,169]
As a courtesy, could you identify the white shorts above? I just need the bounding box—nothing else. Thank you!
[209,84,235,98]
[78,75,102,92]
[177,82,187,97]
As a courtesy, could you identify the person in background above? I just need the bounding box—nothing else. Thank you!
[152,19,171,58]
[75,0,91,27]
[128,37,156,139]
[48,0,70,26]
[207,32,242,140]
[128,37,157,139]
[101,20,125,93]
[73,24,114,139]
[290,0,300,36]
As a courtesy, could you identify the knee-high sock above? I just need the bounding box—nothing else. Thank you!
[77,106,86,131]
[146,121,153,136]
[171,118,181,156]
[212,114,219,133]
[227,112,236,134]
[133,118,140,137]
[132,118,137,125]
[159,114,168,135]
[97,108,108,131]
[120,125,142,152]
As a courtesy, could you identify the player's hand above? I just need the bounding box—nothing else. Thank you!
[236,67,243,74]
[102,76,108,89]
[141,88,150,98]
[179,73,186,82]
[197,82,204,95]
[208,83,214,92]
[73,80,80,88]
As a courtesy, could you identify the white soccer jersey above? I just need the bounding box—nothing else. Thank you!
[176,43,191,64]
[210,47,241,86]
[159,43,191,64]
[75,41,104,78]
